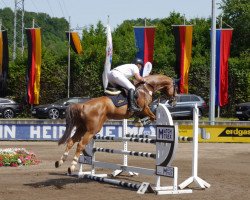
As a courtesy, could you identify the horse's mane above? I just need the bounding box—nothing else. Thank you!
[134,74,173,89]
[145,74,172,82]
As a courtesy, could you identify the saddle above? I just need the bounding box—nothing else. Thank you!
[104,87,121,96]
[105,85,128,107]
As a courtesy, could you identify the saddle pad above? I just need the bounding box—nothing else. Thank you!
[107,92,128,107]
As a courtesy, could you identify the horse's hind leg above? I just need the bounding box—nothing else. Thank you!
[68,131,94,174]
[55,133,81,168]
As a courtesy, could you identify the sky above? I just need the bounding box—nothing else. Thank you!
[0,0,221,30]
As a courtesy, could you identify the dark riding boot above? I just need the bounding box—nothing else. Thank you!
[128,89,141,112]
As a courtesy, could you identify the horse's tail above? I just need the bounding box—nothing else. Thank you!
[58,104,78,145]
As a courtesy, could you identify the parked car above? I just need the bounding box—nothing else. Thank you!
[0,97,22,118]
[31,97,91,119]
[235,102,250,121]
[150,94,207,119]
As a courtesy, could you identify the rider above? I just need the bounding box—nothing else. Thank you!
[107,58,145,112]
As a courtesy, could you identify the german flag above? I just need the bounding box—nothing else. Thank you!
[66,32,83,54]
[26,28,41,105]
[0,30,9,97]
[173,25,193,94]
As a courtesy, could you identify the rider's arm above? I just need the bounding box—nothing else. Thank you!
[134,73,145,82]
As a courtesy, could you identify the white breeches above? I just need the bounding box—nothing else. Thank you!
[108,70,135,90]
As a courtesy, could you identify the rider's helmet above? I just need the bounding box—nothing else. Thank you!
[133,58,144,66]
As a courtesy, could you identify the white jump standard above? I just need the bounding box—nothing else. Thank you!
[178,104,211,189]
[75,104,195,195]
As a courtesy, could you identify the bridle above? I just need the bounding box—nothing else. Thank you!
[168,79,177,106]
[172,79,177,97]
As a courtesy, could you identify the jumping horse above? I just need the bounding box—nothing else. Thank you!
[55,74,178,174]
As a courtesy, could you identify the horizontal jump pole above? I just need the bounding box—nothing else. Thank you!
[82,174,141,190]
[125,134,193,142]
[93,135,156,144]
[93,147,156,159]
[93,160,155,176]
[126,134,151,138]
[178,136,193,142]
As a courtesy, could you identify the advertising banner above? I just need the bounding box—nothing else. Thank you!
[0,123,249,143]
[178,125,250,143]
[0,124,156,141]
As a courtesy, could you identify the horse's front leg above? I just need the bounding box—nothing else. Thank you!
[55,133,81,168]
[142,106,156,121]
[68,131,94,174]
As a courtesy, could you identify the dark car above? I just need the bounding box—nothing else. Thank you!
[31,97,91,119]
[150,94,207,119]
[0,97,22,118]
[235,102,250,121]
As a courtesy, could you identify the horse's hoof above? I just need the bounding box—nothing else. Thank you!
[68,165,76,175]
[55,161,59,168]
[68,167,71,174]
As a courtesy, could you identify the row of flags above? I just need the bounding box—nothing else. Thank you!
[0,25,233,107]
[103,25,233,107]
[133,26,232,107]
[0,29,83,104]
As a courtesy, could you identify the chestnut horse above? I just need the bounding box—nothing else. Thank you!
[55,74,177,174]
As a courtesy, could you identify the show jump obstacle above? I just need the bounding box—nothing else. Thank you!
[74,104,210,195]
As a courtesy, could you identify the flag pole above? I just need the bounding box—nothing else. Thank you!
[209,0,216,125]
[67,16,71,98]
[31,19,35,110]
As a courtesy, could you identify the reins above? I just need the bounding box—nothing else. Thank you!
[135,81,154,97]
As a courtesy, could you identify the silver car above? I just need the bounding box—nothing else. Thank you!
[150,94,207,119]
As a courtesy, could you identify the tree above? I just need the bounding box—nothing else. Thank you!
[1,7,249,118]
[220,0,250,56]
